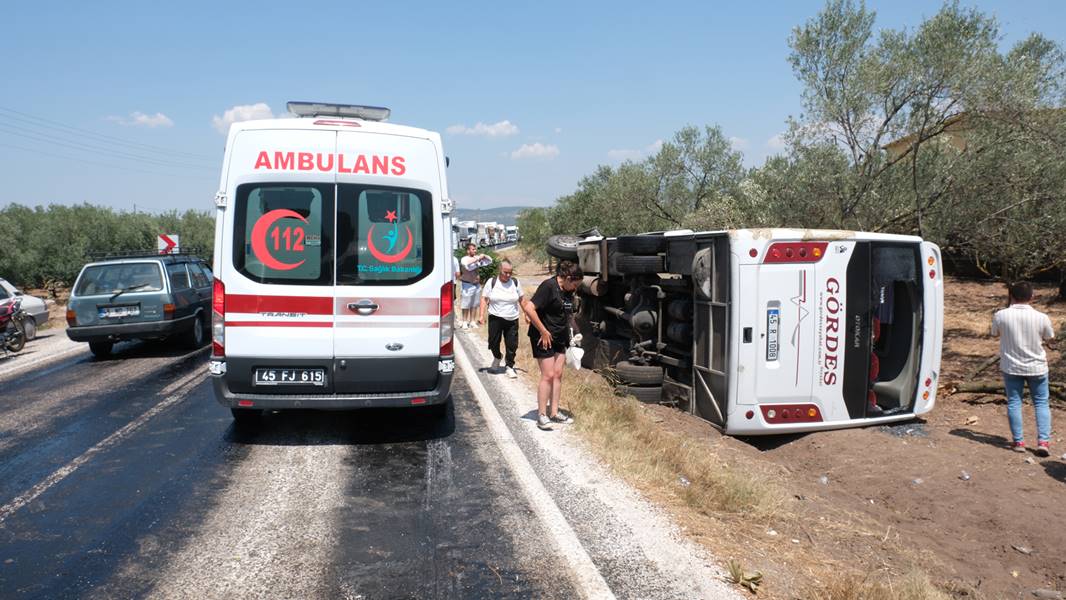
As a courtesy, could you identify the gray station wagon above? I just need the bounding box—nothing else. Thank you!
[66,253,213,358]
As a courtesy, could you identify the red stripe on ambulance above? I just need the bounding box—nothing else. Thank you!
[226,294,333,315]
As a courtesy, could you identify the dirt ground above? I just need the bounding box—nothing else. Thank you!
[655,277,1065,598]
[499,248,1065,598]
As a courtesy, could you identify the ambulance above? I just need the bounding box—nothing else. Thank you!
[208,102,455,424]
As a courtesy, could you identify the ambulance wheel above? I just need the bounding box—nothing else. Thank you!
[230,408,263,425]
[89,341,113,359]
[617,255,665,274]
[616,235,666,255]
[546,235,581,260]
[616,385,663,404]
[427,397,451,419]
[614,361,664,385]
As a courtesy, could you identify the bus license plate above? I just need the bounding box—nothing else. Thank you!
[766,309,780,362]
[254,368,326,386]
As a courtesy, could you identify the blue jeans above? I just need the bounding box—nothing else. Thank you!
[1003,373,1052,444]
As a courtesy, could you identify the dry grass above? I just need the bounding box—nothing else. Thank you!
[804,570,954,600]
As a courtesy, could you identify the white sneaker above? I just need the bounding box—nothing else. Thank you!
[505,367,517,379]
[537,414,553,430]
[460,321,469,329]
[490,357,502,370]
[550,411,574,424]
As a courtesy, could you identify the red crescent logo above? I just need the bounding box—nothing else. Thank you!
[366,224,414,264]
[251,209,308,271]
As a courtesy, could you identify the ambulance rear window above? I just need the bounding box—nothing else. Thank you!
[336,185,433,285]
[233,184,334,286]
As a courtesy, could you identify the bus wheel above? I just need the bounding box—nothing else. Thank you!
[615,361,664,385]
[616,385,663,404]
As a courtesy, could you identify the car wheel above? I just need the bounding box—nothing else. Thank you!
[615,385,663,404]
[185,313,205,349]
[89,341,113,358]
[617,255,665,274]
[614,360,665,385]
[22,316,37,341]
[546,235,581,260]
[616,235,666,255]
[230,407,263,426]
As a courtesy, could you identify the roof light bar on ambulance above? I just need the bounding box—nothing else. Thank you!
[287,101,390,121]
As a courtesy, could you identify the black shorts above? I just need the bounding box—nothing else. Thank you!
[529,330,568,359]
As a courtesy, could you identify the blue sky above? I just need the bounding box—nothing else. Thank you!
[2,0,1064,213]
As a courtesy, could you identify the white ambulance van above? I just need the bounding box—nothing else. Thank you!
[208,102,455,424]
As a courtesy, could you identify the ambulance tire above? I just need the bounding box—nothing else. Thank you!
[616,385,663,404]
[614,361,665,386]
[230,408,263,426]
[427,397,451,419]
[546,235,581,260]
[89,341,113,359]
[617,255,665,274]
[616,235,666,255]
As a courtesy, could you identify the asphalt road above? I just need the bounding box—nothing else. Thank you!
[0,341,578,599]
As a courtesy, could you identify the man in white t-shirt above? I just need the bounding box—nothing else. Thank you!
[479,259,527,378]
[991,281,1057,456]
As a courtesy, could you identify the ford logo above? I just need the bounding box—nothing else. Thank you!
[385,342,404,352]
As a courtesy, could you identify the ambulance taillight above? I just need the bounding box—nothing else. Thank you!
[212,278,225,357]
[440,281,454,356]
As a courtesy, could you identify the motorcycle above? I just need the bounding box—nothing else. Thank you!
[0,297,27,355]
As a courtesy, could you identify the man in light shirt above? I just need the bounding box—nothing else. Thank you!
[991,282,1056,456]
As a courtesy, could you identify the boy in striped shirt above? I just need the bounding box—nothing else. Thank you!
[991,282,1056,456]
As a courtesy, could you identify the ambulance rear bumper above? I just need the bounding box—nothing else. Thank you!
[209,356,454,410]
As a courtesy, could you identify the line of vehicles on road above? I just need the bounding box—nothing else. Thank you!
[36,101,944,437]
[453,220,519,248]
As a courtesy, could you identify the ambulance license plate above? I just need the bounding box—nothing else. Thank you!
[254,368,326,386]
[766,308,780,362]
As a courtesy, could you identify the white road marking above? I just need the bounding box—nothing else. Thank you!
[455,339,617,600]
[0,368,206,524]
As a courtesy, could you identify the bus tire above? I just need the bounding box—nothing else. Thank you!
[617,255,665,274]
[616,385,663,404]
[615,361,664,385]
[616,235,666,255]
[546,235,581,260]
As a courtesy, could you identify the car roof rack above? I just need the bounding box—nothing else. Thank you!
[87,248,204,262]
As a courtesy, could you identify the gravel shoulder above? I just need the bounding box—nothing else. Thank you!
[457,328,740,600]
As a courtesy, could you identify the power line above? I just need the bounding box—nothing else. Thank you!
[0,105,218,163]
[0,124,216,171]
[0,142,217,181]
